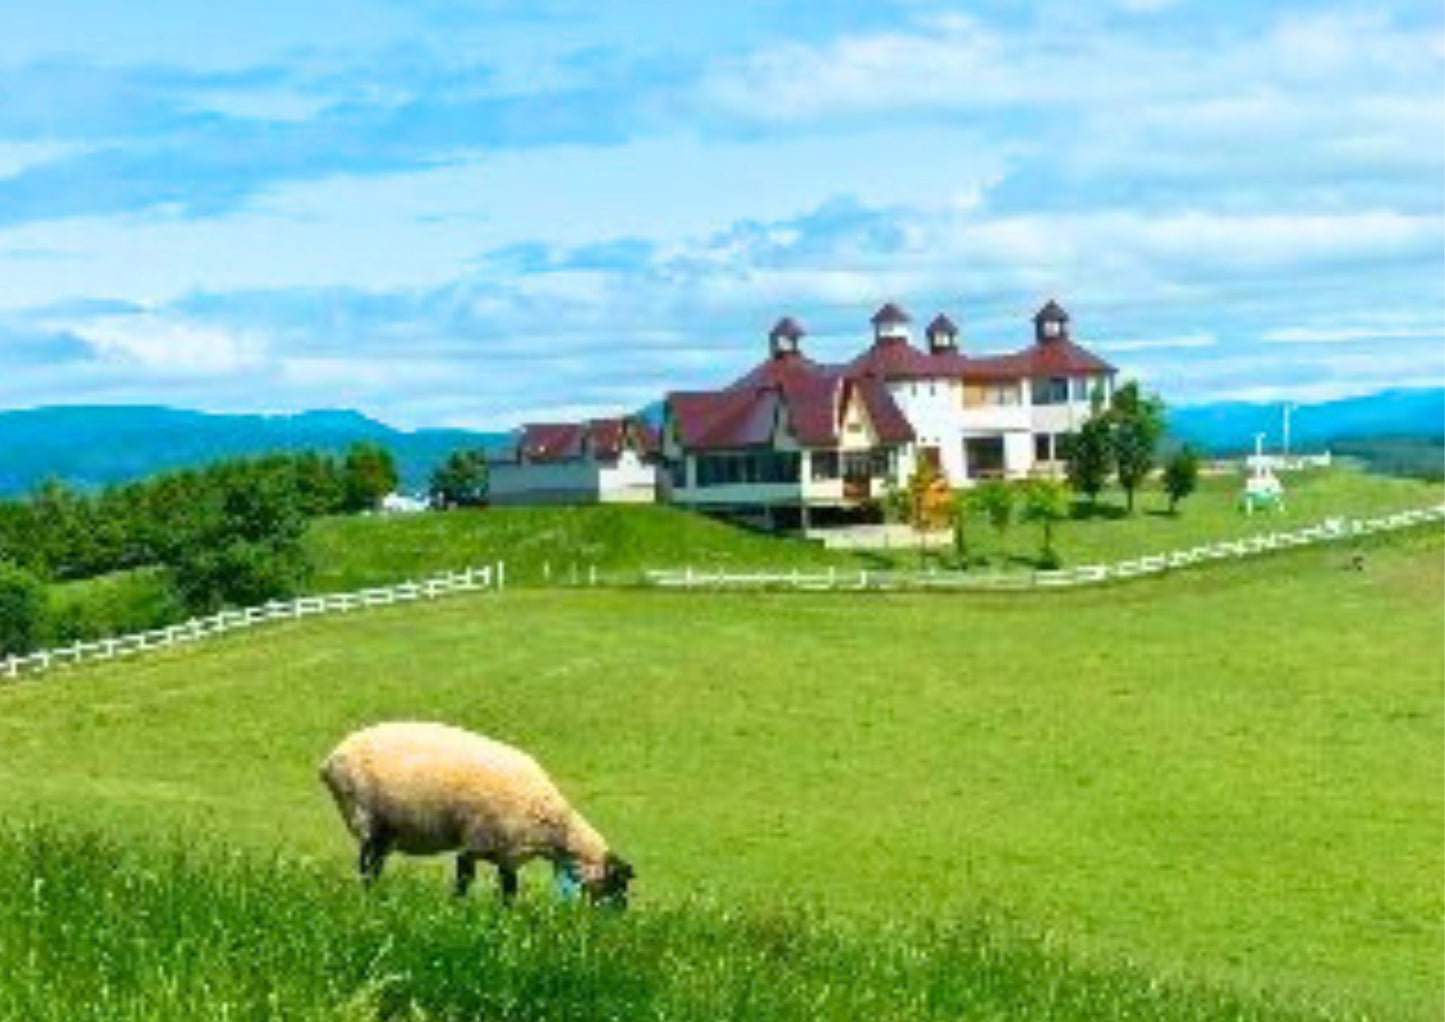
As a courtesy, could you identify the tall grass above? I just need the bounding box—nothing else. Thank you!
[0,824,1362,1022]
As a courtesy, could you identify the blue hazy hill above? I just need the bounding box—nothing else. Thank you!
[0,406,511,496]
[1168,387,1443,454]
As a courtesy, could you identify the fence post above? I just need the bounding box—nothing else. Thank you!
[4,655,15,679]
[496,561,506,590]
[589,565,597,587]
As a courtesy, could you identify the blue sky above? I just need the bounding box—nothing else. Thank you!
[0,0,1441,428]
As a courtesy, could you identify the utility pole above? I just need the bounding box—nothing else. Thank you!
[1282,403,1296,460]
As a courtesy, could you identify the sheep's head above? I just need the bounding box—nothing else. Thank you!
[588,852,634,909]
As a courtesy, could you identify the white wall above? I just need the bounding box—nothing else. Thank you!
[494,456,659,505]
[599,451,660,503]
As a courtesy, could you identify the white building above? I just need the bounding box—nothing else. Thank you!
[661,301,1115,525]
[489,418,661,505]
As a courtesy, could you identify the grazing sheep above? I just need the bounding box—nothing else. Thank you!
[320,721,633,906]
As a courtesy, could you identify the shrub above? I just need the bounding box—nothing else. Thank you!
[0,562,47,656]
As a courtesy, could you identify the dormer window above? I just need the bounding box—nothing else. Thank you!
[1042,319,1061,339]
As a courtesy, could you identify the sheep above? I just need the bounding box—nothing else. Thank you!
[319,721,633,906]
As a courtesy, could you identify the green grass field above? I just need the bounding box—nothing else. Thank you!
[301,465,1441,585]
[6,527,1441,1019]
[49,467,1442,633]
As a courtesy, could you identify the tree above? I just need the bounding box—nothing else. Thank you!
[1066,415,1113,506]
[289,451,347,517]
[901,460,952,565]
[429,449,491,509]
[967,480,1014,560]
[1107,381,1166,513]
[1019,478,1072,568]
[0,562,47,656]
[162,461,310,614]
[341,442,399,512]
[1162,446,1201,514]
[950,490,971,563]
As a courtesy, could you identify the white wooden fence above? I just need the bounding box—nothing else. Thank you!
[3,563,506,682]
[643,504,1445,593]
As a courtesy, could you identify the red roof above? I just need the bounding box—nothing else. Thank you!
[519,422,585,462]
[966,338,1114,379]
[520,417,657,463]
[847,338,938,381]
[848,376,915,444]
[668,365,919,452]
[728,350,830,390]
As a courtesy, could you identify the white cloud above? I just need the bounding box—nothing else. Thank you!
[1262,325,1445,345]
[1097,333,1216,353]
[60,312,266,376]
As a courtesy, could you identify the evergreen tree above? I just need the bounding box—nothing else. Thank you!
[429,450,490,508]
[1107,381,1166,514]
[341,443,399,512]
[1163,446,1201,514]
[1066,416,1113,505]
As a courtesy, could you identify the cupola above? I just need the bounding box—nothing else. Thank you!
[1033,299,1070,344]
[925,313,959,354]
[768,316,805,359]
[871,302,911,344]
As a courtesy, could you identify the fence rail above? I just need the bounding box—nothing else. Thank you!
[643,504,1445,594]
[4,563,506,682]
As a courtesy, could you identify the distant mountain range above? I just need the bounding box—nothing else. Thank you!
[0,406,509,496]
[1168,387,1443,454]
[0,387,1439,496]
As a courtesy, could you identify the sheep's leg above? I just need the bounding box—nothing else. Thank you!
[496,864,519,904]
[358,837,389,887]
[454,852,478,898]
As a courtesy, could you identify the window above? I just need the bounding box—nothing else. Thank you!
[1072,377,1090,402]
[1031,377,1070,405]
[811,451,840,481]
[669,460,687,489]
[1034,433,1052,462]
[696,451,801,488]
[842,448,893,479]
[965,437,1005,479]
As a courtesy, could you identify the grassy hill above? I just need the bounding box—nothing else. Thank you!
[303,503,855,590]
[6,530,1441,1019]
[301,467,1440,585]
[46,466,1442,641]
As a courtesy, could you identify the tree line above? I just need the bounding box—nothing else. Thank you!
[0,443,401,655]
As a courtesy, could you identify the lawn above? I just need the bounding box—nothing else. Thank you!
[302,465,1442,586]
[47,467,1442,632]
[4,528,1441,1018]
